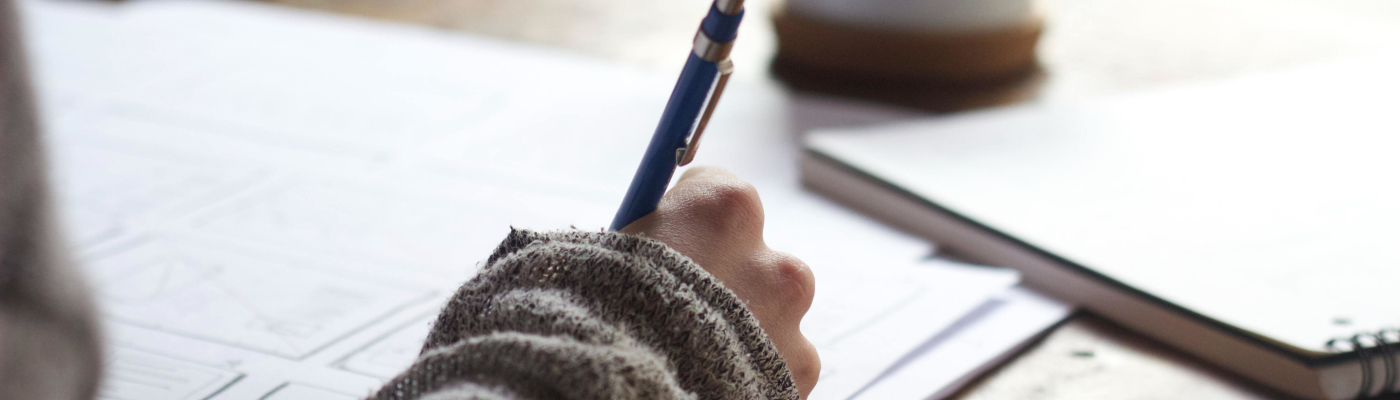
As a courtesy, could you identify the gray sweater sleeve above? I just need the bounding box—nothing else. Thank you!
[370,229,800,400]
[0,1,104,399]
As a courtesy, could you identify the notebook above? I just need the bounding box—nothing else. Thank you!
[802,50,1400,400]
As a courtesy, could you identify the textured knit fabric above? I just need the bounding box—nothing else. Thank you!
[0,1,105,399]
[370,229,800,400]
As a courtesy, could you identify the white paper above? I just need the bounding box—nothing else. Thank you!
[21,1,1030,398]
[82,237,432,359]
[335,314,437,380]
[99,348,242,400]
[806,261,1018,400]
[260,384,358,400]
[852,287,1072,400]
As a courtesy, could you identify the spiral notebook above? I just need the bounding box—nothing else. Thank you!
[801,51,1400,400]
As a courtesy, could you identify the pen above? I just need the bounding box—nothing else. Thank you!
[610,0,744,231]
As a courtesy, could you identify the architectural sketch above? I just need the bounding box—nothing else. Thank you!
[337,314,436,379]
[85,237,429,359]
[98,348,241,400]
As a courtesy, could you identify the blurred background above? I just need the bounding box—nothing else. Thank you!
[266,0,1400,104]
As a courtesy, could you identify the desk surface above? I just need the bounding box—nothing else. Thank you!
[258,0,1400,398]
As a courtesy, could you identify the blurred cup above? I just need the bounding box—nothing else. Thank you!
[772,0,1044,110]
[786,0,1035,32]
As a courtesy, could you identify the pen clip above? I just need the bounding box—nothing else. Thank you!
[677,58,733,166]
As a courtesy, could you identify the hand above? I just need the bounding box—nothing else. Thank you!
[621,166,820,398]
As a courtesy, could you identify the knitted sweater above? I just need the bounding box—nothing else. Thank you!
[370,229,800,400]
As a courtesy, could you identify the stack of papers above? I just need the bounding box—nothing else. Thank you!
[20,1,1070,399]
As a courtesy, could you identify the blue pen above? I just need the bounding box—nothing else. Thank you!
[609,0,745,231]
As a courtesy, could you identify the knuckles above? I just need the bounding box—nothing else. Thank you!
[695,180,762,218]
[787,342,822,396]
[683,180,764,235]
[763,252,816,314]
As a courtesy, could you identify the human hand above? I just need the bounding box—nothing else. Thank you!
[620,166,820,398]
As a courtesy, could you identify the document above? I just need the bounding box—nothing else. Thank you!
[260,384,359,400]
[100,348,242,400]
[806,260,1017,400]
[83,236,432,359]
[334,314,437,380]
[21,1,1066,399]
[853,287,1072,400]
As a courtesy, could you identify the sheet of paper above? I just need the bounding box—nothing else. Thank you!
[21,1,1021,399]
[853,287,1072,400]
[333,314,437,380]
[99,348,243,400]
[806,260,1018,400]
[260,384,359,400]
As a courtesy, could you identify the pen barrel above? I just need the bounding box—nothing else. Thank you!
[701,3,745,43]
[610,54,724,231]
